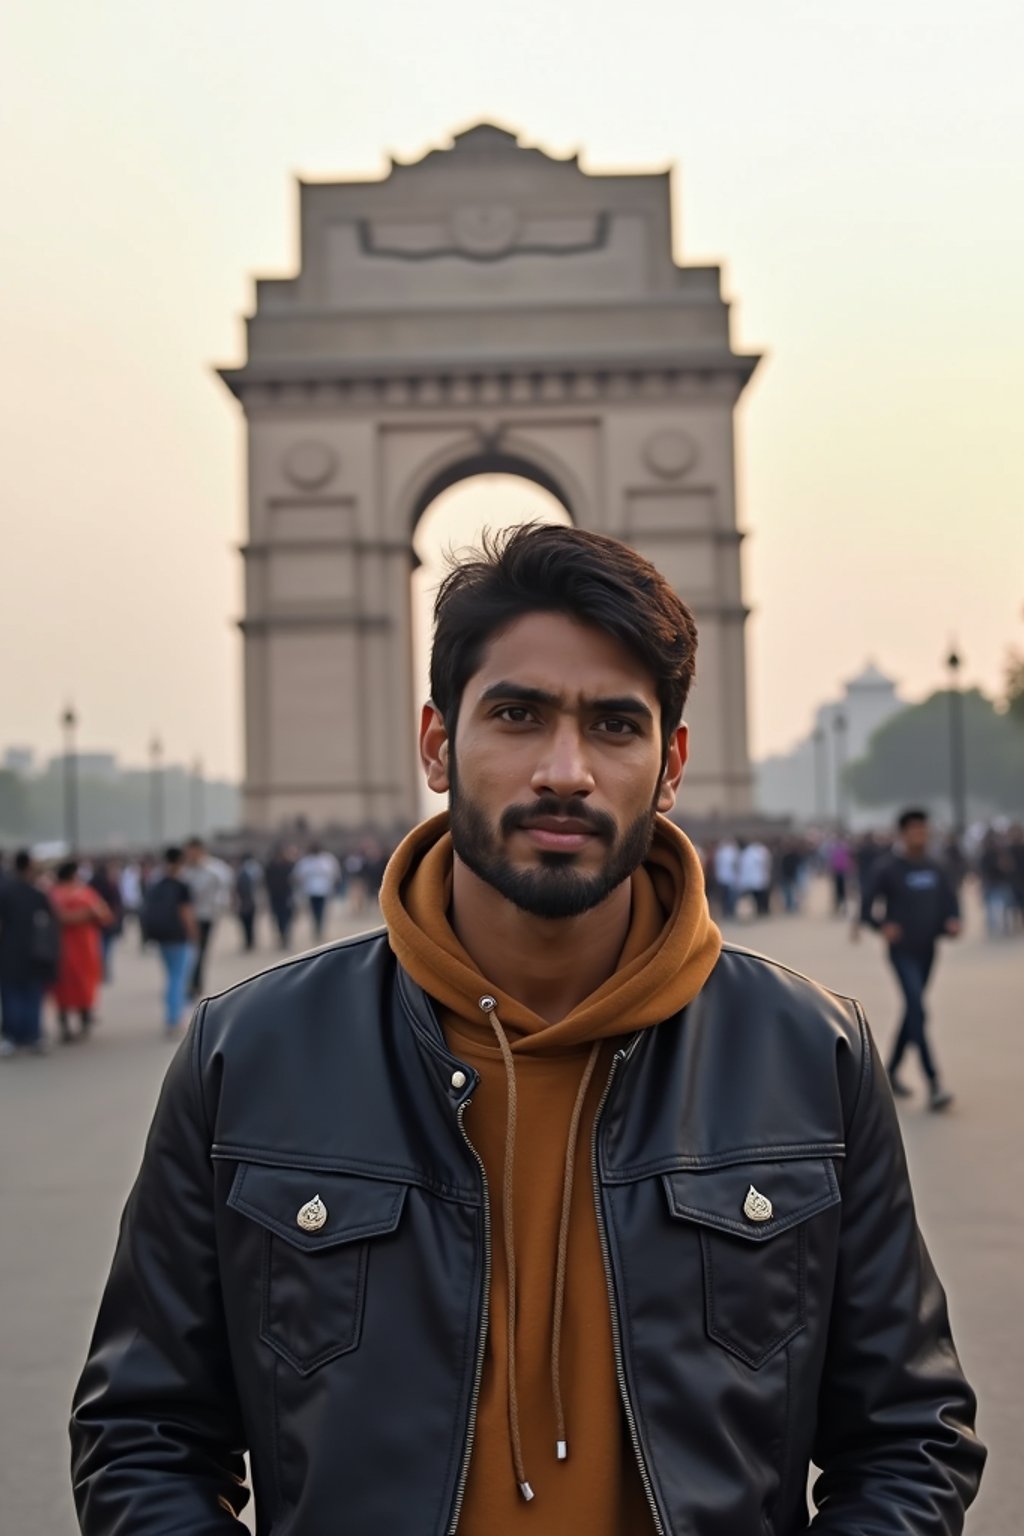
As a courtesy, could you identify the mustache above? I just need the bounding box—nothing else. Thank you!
[499,797,617,844]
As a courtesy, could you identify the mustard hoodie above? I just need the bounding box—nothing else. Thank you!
[381,813,721,1535]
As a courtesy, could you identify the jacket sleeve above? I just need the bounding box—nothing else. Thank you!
[70,1005,249,1533]
[940,871,961,929]
[809,1006,985,1532]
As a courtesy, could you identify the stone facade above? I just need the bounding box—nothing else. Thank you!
[219,123,761,830]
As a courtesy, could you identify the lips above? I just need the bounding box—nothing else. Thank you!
[519,817,599,852]
[522,817,596,836]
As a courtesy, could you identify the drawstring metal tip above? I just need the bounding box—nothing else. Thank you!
[556,1440,568,1461]
[519,1480,535,1502]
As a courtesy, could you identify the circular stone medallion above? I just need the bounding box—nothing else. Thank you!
[283,441,338,490]
[643,429,698,480]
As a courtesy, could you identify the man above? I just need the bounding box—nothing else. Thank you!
[737,835,772,917]
[233,852,263,952]
[711,834,739,918]
[264,842,297,949]
[180,837,232,998]
[0,850,60,1056]
[861,808,961,1110]
[71,526,983,1534]
[141,847,199,1035]
[293,840,341,941]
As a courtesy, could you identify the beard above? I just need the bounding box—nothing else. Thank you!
[448,763,659,921]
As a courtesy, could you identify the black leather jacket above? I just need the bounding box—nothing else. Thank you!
[70,931,984,1534]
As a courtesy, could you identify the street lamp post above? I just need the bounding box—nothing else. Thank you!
[61,705,79,853]
[833,710,849,830]
[812,726,827,822]
[149,735,164,848]
[190,757,204,836]
[946,648,967,836]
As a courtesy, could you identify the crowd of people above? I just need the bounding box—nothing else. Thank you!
[700,821,1024,933]
[1,820,1019,1059]
[0,835,393,1054]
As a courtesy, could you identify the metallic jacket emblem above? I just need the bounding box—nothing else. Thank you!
[743,1185,773,1223]
[296,1195,328,1232]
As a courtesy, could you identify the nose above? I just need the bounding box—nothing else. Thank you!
[530,719,595,800]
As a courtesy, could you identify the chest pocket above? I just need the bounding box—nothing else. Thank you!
[663,1157,840,1369]
[227,1163,407,1376]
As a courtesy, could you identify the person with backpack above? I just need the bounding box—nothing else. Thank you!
[0,850,61,1056]
[141,848,199,1036]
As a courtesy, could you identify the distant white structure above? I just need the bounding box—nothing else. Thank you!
[46,751,120,782]
[2,747,35,777]
[755,661,904,825]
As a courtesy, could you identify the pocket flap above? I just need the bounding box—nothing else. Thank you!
[663,1158,839,1242]
[227,1163,407,1252]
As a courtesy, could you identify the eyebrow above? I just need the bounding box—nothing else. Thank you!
[478,681,655,723]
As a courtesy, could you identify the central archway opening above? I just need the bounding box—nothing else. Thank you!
[412,473,573,817]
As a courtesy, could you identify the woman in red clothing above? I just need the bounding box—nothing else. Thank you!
[49,861,112,1042]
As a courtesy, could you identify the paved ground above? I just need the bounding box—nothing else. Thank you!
[1,883,1019,1533]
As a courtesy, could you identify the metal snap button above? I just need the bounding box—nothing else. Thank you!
[451,1070,468,1090]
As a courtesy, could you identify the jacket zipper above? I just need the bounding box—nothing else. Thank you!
[592,1046,666,1536]
[447,1092,492,1535]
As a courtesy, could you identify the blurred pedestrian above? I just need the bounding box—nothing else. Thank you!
[89,859,124,983]
[234,854,262,952]
[738,837,772,917]
[827,836,853,916]
[978,830,1015,938]
[181,837,232,999]
[49,860,112,1043]
[265,844,296,950]
[141,847,199,1035]
[778,838,804,914]
[712,836,739,919]
[861,808,961,1110]
[1009,825,1024,932]
[294,842,341,942]
[0,850,61,1056]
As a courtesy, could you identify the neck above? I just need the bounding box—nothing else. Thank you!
[449,856,633,1024]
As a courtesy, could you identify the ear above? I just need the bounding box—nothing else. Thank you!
[656,724,688,814]
[420,702,451,795]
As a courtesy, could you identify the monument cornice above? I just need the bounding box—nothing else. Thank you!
[219,353,759,409]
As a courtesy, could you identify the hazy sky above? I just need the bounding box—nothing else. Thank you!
[2,0,1022,779]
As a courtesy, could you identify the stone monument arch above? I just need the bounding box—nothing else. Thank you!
[219,123,760,831]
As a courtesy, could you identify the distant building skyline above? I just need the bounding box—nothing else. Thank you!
[755,660,906,826]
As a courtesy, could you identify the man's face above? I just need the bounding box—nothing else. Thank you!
[901,819,930,857]
[421,612,686,919]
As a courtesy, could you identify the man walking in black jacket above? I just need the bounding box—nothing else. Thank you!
[861,808,961,1110]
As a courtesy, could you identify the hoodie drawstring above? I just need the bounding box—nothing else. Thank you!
[478,995,602,1501]
[551,1037,602,1461]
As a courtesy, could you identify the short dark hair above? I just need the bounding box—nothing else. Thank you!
[14,849,32,874]
[429,524,698,751]
[56,860,78,882]
[898,808,929,831]
[165,845,183,864]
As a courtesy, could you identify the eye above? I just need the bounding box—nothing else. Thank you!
[493,706,536,724]
[595,717,639,736]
